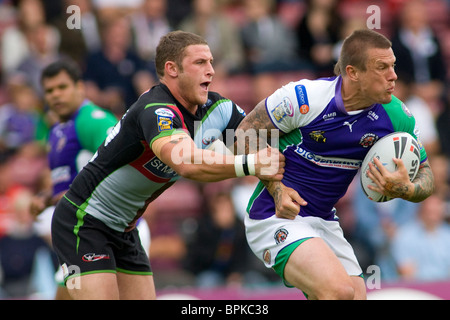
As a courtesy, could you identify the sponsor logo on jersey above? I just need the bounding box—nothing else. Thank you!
[155,108,175,118]
[271,97,293,122]
[401,102,413,117]
[157,115,173,132]
[295,85,309,114]
[202,136,217,146]
[359,133,379,148]
[343,120,357,132]
[274,228,289,244]
[51,166,71,184]
[367,110,379,121]
[144,156,178,180]
[323,112,336,121]
[294,146,361,170]
[309,130,326,143]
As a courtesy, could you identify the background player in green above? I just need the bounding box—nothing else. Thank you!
[30,59,120,299]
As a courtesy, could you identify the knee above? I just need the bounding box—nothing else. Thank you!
[316,282,355,300]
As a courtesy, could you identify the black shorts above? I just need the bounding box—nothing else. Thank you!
[51,196,152,283]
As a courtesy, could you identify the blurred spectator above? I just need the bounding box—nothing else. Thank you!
[130,0,172,66]
[295,0,343,77]
[436,93,450,158]
[82,15,155,117]
[391,193,450,281]
[183,191,263,288]
[52,0,102,67]
[352,182,421,281]
[0,76,48,158]
[390,0,447,114]
[1,0,46,76]
[332,17,367,67]
[165,0,192,29]
[15,22,61,97]
[91,0,143,21]
[394,73,440,157]
[430,154,450,202]
[0,185,56,299]
[180,0,245,94]
[240,0,306,101]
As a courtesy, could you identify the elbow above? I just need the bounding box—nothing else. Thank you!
[176,164,205,181]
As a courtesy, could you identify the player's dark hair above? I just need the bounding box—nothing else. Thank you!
[334,29,392,76]
[41,58,82,83]
[155,30,208,79]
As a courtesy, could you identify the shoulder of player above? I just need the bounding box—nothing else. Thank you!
[278,77,338,108]
[76,101,117,124]
[381,95,416,122]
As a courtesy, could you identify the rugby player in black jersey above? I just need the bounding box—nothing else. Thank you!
[51,31,284,299]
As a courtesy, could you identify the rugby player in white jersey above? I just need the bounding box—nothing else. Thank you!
[238,29,435,300]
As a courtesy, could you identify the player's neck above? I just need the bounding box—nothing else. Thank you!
[341,79,373,112]
[161,79,198,115]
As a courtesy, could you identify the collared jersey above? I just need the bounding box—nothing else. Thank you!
[48,101,117,196]
[247,76,427,221]
[65,84,245,232]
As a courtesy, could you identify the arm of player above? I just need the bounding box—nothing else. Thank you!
[152,132,284,182]
[236,99,307,219]
[367,157,435,202]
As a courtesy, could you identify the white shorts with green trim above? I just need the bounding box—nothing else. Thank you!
[244,214,362,284]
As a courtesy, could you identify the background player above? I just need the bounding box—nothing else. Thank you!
[238,29,435,300]
[29,59,152,299]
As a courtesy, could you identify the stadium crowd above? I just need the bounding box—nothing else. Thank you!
[0,0,449,299]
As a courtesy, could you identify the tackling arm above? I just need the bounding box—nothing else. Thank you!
[152,132,284,182]
[237,100,307,219]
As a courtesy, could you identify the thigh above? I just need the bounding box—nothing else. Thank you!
[245,214,319,270]
[52,198,118,277]
[284,237,355,300]
[68,273,119,300]
[117,272,156,300]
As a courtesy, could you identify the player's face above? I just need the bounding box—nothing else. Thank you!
[359,47,397,104]
[177,44,214,109]
[43,71,84,121]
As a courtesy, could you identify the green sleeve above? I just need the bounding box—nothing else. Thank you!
[75,103,118,152]
[382,95,428,162]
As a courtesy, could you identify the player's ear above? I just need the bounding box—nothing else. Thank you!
[345,65,359,81]
[165,61,178,78]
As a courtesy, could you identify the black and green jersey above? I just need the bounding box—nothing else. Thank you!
[63,84,245,231]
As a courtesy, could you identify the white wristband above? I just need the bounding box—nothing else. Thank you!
[234,155,246,177]
[247,154,256,176]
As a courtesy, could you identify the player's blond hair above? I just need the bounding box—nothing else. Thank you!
[334,29,392,76]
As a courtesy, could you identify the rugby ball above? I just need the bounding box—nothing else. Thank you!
[360,132,421,202]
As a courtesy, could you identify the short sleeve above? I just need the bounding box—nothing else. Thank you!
[265,81,323,133]
[139,104,187,148]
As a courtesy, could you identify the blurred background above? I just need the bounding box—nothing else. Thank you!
[0,0,449,299]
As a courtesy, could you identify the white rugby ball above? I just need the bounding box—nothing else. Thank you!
[360,132,421,202]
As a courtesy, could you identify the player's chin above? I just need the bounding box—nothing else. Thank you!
[380,93,393,104]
